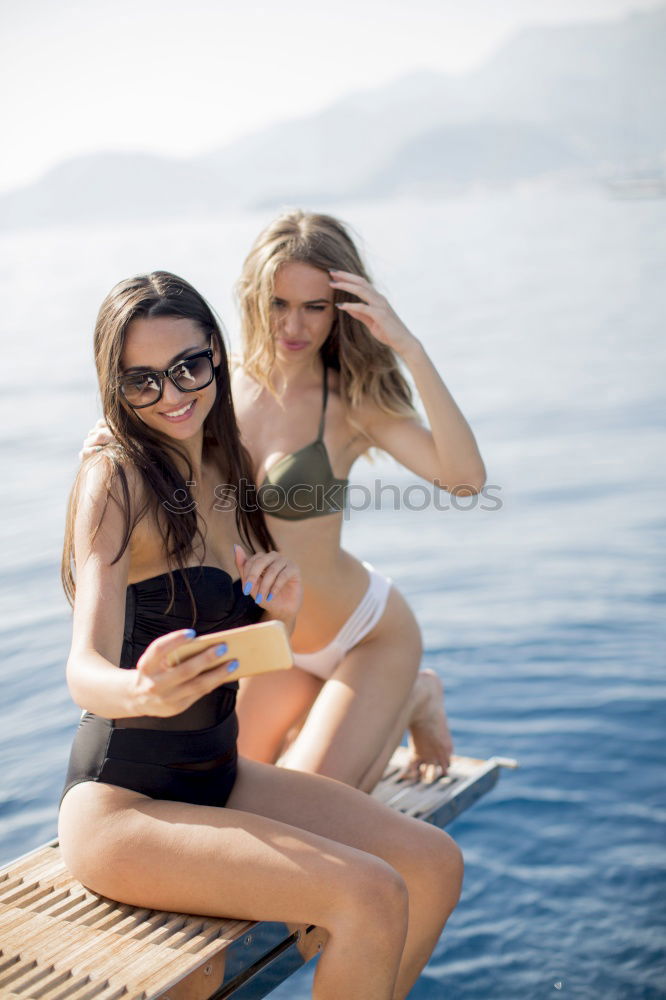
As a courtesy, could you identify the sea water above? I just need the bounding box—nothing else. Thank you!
[0,190,664,998]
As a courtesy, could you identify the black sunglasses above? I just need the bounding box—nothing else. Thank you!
[118,343,217,409]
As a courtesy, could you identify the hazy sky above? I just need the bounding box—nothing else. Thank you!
[0,0,661,194]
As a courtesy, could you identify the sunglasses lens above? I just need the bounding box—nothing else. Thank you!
[171,356,214,391]
[120,374,162,407]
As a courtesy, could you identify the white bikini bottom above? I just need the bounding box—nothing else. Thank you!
[293,561,392,681]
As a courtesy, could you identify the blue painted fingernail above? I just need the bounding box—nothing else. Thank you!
[215,643,228,655]
[227,659,239,672]
[266,593,273,602]
[243,581,253,595]
[184,629,196,638]
[256,593,263,603]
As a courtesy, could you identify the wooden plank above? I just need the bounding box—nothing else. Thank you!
[0,752,512,999]
[373,749,508,828]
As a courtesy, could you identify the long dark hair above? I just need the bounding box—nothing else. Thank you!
[62,271,274,623]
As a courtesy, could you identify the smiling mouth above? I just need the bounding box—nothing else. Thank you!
[160,399,196,421]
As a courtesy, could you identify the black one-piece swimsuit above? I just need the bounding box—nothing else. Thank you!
[61,566,261,808]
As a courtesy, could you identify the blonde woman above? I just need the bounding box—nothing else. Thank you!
[82,211,485,791]
[60,271,463,1000]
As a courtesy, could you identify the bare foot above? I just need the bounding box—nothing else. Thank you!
[400,669,454,782]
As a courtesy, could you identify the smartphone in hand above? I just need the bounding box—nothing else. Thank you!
[166,619,293,678]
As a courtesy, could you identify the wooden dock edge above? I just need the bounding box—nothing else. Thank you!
[0,753,516,1000]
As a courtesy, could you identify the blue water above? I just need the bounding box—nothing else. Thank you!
[1,191,664,998]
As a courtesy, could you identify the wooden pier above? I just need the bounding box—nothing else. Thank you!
[0,751,514,999]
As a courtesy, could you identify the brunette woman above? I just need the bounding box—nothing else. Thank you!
[60,270,463,1000]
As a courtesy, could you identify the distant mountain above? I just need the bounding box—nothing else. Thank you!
[457,6,666,161]
[1,4,664,229]
[0,153,225,228]
[196,70,468,204]
[359,121,586,199]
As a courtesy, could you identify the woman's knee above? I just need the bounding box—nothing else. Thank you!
[58,790,98,884]
[58,821,114,896]
[328,855,409,940]
[59,818,127,897]
[59,786,148,897]
[415,826,464,910]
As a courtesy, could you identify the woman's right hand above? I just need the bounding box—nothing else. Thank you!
[233,544,303,634]
[128,629,239,718]
[79,418,114,461]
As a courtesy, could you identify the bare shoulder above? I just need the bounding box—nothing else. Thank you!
[74,449,166,583]
[230,355,250,403]
[323,373,375,459]
[230,356,261,391]
[78,449,146,512]
[68,453,143,664]
[231,361,251,391]
[75,452,153,568]
[231,363,263,414]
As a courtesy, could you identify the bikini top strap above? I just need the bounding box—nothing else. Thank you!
[316,363,329,440]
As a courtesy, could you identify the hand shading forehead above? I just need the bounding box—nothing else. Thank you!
[273,261,333,304]
[121,316,208,372]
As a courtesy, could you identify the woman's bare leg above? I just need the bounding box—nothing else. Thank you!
[237,589,453,794]
[357,669,453,792]
[236,665,323,761]
[229,757,463,1000]
[276,669,453,793]
[59,759,462,1000]
[279,586,422,786]
[59,777,409,1000]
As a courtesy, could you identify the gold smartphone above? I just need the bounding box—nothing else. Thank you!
[165,619,294,679]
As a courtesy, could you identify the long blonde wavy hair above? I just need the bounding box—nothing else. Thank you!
[236,211,417,429]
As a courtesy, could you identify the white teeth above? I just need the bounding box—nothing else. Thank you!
[162,401,194,418]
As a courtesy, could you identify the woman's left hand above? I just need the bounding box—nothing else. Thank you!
[329,270,419,357]
[233,545,303,633]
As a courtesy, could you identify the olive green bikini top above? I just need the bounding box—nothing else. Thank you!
[258,366,349,521]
